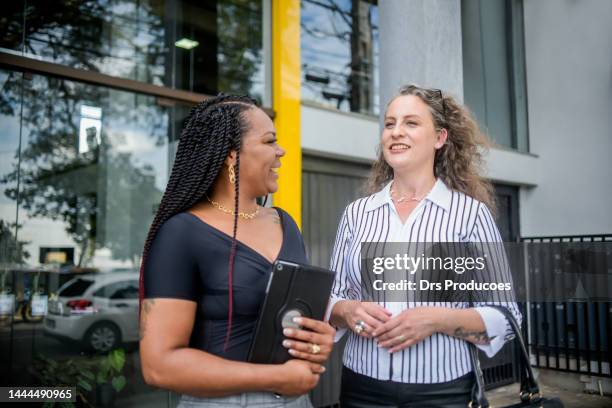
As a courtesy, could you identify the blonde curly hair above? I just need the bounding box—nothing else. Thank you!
[366,84,496,214]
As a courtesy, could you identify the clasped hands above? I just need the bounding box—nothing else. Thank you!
[341,300,442,353]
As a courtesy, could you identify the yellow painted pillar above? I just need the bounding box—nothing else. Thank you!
[272,0,302,228]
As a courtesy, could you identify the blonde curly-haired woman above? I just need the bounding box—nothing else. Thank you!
[328,85,521,408]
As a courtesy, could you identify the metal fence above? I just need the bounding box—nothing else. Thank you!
[521,234,612,378]
[480,324,521,389]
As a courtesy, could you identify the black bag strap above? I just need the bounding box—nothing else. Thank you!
[469,305,542,407]
[489,305,541,399]
[469,344,489,408]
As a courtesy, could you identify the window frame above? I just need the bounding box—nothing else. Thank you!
[461,0,529,153]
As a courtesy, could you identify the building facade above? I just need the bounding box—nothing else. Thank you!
[0,0,610,406]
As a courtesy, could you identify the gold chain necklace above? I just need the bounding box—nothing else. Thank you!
[206,196,260,220]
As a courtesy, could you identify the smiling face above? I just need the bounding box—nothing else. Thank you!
[382,94,447,175]
[228,107,285,197]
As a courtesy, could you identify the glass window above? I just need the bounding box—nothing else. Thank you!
[115,281,139,299]
[58,278,95,297]
[5,76,170,272]
[0,68,176,400]
[113,281,139,299]
[493,184,520,242]
[301,0,379,115]
[462,0,529,151]
[0,0,265,101]
[0,70,23,272]
[94,280,139,299]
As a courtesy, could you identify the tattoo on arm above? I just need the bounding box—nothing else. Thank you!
[142,299,155,314]
[453,327,496,345]
[272,215,281,224]
[139,299,155,340]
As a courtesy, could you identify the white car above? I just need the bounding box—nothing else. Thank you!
[44,272,139,353]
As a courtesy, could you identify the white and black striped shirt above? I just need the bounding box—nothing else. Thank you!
[328,179,521,383]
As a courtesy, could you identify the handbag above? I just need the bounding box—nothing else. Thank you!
[469,305,564,407]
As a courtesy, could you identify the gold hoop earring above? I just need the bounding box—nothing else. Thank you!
[228,164,236,184]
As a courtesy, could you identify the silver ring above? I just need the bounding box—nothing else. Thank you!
[354,320,366,334]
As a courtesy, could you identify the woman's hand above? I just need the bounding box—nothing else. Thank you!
[282,317,335,364]
[272,359,322,396]
[373,307,442,353]
[332,300,392,338]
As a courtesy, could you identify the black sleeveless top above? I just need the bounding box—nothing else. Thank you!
[143,208,308,361]
[144,208,307,361]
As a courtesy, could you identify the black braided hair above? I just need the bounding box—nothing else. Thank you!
[226,150,240,349]
[139,94,257,351]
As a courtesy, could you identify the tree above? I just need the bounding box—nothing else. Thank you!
[0,67,165,268]
[217,0,264,101]
[301,0,377,114]
[0,220,30,266]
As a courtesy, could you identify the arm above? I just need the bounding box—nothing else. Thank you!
[469,204,522,357]
[139,298,322,397]
[372,306,493,353]
[327,207,391,337]
[326,207,356,339]
[436,307,496,344]
[374,204,521,355]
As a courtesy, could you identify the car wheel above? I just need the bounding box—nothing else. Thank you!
[85,322,121,353]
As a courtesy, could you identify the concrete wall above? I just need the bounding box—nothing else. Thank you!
[485,148,539,187]
[301,103,379,162]
[378,0,464,107]
[377,0,612,236]
[306,0,612,237]
[520,0,612,236]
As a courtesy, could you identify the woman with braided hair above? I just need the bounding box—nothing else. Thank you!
[139,94,334,407]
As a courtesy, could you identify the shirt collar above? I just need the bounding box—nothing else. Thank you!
[365,178,452,213]
[364,180,393,212]
[427,178,452,212]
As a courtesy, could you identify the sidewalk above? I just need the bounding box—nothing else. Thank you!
[488,382,612,407]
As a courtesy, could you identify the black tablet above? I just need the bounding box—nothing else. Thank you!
[247,260,335,364]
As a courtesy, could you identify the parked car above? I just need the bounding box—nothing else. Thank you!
[44,272,139,353]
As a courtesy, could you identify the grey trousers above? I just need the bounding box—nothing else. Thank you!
[177,392,313,407]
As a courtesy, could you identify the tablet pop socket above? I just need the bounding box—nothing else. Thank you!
[281,309,303,330]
